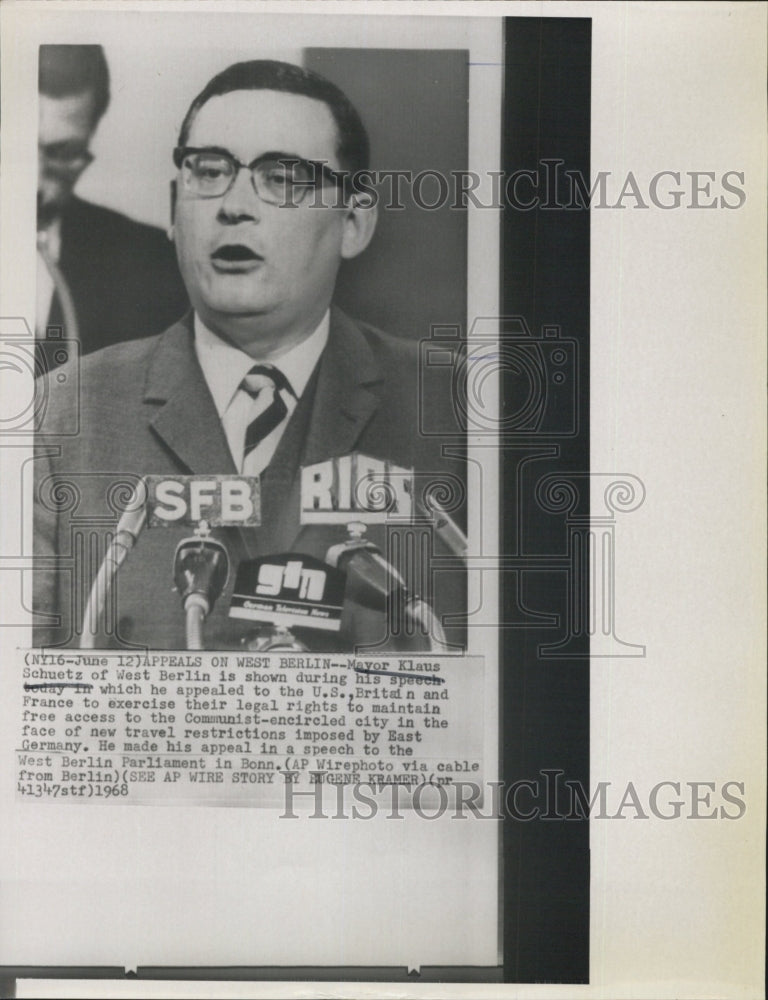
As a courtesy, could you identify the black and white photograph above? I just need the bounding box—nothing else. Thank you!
[32,42,471,655]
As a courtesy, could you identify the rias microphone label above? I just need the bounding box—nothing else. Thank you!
[300,453,414,525]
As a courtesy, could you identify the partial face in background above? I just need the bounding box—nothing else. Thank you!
[171,88,375,349]
[38,91,97,226]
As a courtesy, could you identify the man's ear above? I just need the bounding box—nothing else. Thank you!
[340,194,378,260]
[167,180,177,240]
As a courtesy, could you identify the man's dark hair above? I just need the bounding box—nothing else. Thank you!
[177,60,370,173]
[38,44,110,124]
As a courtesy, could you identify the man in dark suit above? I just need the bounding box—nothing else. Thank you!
[37,44,187,360]
[33,59,465,651]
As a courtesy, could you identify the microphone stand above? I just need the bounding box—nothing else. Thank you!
[242,625,308,652]
[404,598,450,653]
[80,480,147,649]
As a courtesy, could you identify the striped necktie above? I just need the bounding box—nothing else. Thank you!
[241,364,294,466]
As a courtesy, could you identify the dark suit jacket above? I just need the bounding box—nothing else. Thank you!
[41,196,188,359]
[33,309,465,651]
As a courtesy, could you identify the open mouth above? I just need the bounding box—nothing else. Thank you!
[211,244,263,264]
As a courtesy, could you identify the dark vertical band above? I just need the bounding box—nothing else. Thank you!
[501,16,592,983]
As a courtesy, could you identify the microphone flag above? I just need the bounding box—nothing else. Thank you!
[229,553,345,632]
[145,475,261,527]
[300,452,413,525]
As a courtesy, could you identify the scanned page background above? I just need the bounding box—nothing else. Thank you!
[1,1,766,997]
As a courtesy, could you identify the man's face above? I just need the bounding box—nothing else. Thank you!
[38,92,97,225]
[172,88,356,348]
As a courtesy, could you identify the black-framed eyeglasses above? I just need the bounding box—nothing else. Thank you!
[173,146,345,205]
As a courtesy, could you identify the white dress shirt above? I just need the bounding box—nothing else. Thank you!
[36,218,62,337]
[194,311,329,474]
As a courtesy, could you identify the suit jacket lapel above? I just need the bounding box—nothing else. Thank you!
[144,314,237,475]
[57,198,84,281]
[278,307,384,552]
[302,307,382,465]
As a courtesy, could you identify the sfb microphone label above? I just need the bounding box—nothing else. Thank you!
[229,554,345,632]
[146,475,261,527]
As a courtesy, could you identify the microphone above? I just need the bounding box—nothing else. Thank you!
[228,551,346,650]
[418,495,468,562]
[324,523,451,653]
[302,452,412,613]
[80,479,148,649]
[151,473,259,649]
[173,534,229,650]
[299,453,454,651]
[81,473,261,650]
[325,522,407,611]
